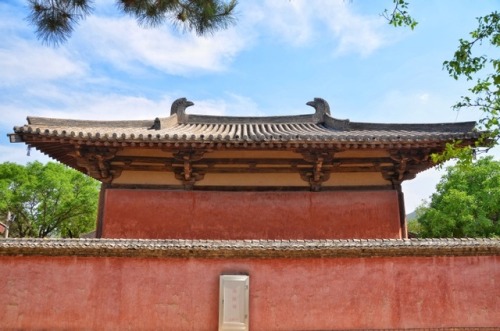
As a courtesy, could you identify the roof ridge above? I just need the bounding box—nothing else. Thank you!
[348,120,477,132]
[171,97,334,125]
[27,116,153,128]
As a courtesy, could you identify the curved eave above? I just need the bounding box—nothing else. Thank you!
[11,128,481,147]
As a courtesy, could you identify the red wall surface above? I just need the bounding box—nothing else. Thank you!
[101,189,402,239]
[0,255,498,330]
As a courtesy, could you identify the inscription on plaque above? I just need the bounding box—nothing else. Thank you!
[219,275,249,331]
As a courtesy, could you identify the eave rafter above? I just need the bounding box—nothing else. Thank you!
[18,133,447,151]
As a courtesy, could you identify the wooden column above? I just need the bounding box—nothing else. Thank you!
[95,183,109,238]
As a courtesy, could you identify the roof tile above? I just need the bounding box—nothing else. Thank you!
[10,98,480,145]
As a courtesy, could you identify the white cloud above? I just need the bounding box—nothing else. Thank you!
[0,0,391,85]
[365,89,483,124]
[0,39,86,86]
[76,16,249,75]
[255,1,313,46]
[0,93,171,130]
[321,6,387,57]
[0,2,86,86]
[75,0,391,66]
[181,94,267,118]
[255,0,389,56]
[5,94,177,122]
[418,93,430,103]
[1,90,265,125]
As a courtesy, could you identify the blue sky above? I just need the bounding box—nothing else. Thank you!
[1,0,499,212]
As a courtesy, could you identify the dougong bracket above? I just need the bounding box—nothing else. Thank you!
[172,150,205,189]
[299,151,334,191]
[70,147,121,183]
[383,150,433,184]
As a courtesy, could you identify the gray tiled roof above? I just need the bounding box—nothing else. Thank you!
[1,238,498,258]
[10,98,479,145]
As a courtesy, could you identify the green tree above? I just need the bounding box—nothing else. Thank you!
[385,1,499,162]
[442,12,500,161]
[27,0,237,45]
[415,157,500,238]
[0,161,100,238]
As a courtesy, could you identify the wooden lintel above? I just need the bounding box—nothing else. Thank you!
[111,155,407,166]
[111,164,396,174]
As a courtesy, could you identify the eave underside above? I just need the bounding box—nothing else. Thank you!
[16,135,460,190]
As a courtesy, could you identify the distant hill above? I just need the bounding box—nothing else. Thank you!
[406,210,417,221]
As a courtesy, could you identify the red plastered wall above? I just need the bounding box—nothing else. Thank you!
[101,189,402,239]
[1,255,498,330]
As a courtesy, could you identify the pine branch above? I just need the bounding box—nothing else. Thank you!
[28,0,237,45]
[117,0,237,35]
[27,0,93,46]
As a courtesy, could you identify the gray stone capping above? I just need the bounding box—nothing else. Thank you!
[0,238,499,259]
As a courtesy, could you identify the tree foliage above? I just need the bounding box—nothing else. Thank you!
[382,0,418,30]
[27,0,237,45]
[441,12,500,161]
[0,161,100,238]
[414,157,500,238]
[384,1,499,163]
